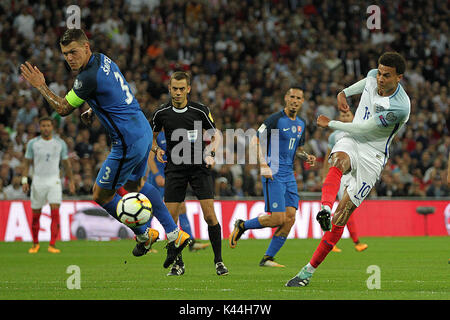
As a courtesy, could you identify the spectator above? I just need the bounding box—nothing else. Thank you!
[4,175,27,199]
[426,175,449,197]
[217,177,234,197]
[232,177,244,198]
[0,0,448,198]
[0,178,6,199]
[16,98,38,127]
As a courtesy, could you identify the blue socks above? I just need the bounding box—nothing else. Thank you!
[101,183,178,237]
[102,193,122,221]
[242,217,286,259]
[139,182,178,234]
[244,217,263,230]
[265,235,287,258]
[179,213,193,238]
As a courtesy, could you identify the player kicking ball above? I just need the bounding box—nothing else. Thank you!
[286,52,410,287]
[323,110,368,253]
[229,87,316,267]
[20,29,191,268]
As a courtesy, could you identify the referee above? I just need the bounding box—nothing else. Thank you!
[151,71,228,276]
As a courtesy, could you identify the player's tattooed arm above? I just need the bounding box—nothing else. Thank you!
[20,61,74,116]
[38,85,75,116]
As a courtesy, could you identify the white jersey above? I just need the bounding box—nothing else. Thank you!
[25,136,68,180]
[328,130,346,150]
[351,69,410,156]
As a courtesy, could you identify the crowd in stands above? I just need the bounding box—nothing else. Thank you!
[0,0,448,200]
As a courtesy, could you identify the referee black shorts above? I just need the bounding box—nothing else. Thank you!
[164,165,214,202]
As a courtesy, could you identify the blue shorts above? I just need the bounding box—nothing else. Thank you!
[96,135,151,190]
[262,178,299,212]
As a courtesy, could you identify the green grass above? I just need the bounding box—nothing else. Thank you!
[0,237,449,300]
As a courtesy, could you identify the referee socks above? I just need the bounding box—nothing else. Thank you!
[208,223,223,264]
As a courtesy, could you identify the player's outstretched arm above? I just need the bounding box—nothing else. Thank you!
[20,61,75,117]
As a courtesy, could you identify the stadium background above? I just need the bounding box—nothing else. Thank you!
[0,0,448,241]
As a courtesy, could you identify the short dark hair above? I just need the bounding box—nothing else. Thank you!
[59,29,89,46]
[288,85,304,92]
[170,71,191,86]
[378,52,406,75]
[39,116,54,125]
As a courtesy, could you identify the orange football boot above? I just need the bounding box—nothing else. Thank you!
[355,243,368,252]
[28,244,40,254]
[48,245,61,253]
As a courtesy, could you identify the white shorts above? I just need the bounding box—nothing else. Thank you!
[331,136,384,207]
[337,173,352,200]
[30,177,62,209]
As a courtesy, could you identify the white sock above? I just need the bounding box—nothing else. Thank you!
[305,263,316,274]
[321,204,331,213]
[166,228,180,242]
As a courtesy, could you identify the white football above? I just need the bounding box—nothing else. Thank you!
[116,192,152,228]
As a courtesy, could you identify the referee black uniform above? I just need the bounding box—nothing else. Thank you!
[151,100,216,202]
[151,99,227,275]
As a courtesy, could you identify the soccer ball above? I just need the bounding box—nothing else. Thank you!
[117,192,153,228]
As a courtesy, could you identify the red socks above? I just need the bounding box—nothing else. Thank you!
[309,224,345,268]
[31,209,61,246]
[50,209,60,246]
[321,166,343,209]
[346,215,359,244]
[31,213,41,244]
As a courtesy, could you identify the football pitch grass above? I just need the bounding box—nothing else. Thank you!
[0,237,449,300]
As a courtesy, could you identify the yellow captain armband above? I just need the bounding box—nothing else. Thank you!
[65,89,85,108]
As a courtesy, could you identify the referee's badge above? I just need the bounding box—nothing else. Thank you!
[187,130,198,142]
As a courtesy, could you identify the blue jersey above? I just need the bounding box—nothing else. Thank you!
[65,53,152,189]
[257,110,306,182]
[65,53,151,146]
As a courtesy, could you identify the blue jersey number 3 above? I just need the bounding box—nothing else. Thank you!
[114,72,133,105]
